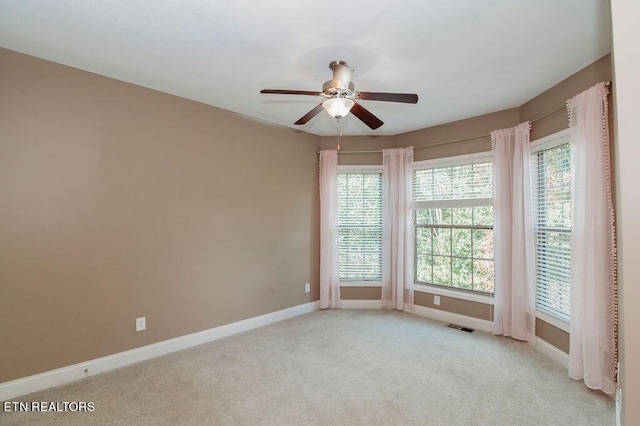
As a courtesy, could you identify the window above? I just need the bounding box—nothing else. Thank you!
[413,154,494,292]
[531,132,572,322]
[337,170,383,281]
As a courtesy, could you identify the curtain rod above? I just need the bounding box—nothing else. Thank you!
[324,81,612,155]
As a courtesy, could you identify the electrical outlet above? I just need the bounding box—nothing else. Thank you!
[305,283,310,293]
[434,295,441,306]
[136,316,146,332]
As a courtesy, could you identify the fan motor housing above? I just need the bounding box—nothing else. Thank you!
[322,80,355,99]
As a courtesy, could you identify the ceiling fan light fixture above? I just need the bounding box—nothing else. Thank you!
[322,97,354,119]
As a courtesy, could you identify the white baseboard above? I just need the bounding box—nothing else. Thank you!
[0,299,571,400]
[0,301,319,401]
[535,337,569,368]
[616,387,622,426]
[340,299,383,309]
[337,300,493,334]
[412,304,493,333]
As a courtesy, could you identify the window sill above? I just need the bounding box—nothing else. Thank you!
[339,281,382,287]
[536,310,570,333]
[413,284,494,305]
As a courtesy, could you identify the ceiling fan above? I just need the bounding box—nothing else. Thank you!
[260,60,418,130]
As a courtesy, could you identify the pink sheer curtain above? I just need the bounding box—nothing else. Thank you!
[567,82,616,394]
[491,122,536,341]
[319,150,340,309]
[381,147,414,310]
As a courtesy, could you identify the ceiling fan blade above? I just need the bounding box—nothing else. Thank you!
[350,102,384,130]
[294,103,325,125]
[357,92,418,104]
[260,89,322,96]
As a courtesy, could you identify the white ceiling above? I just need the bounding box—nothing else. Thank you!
[0,0,611,136]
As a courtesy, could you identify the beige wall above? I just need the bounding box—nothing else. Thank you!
[0,48,320,383]
[340,287,381,300]
[611,0,640,422]
[535,319,570,354]
[320,135,396,166]
[520,54,611,140]
[414,292,492,321]
[396,108,520,161]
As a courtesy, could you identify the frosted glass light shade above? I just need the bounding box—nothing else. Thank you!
[322,98,355,119]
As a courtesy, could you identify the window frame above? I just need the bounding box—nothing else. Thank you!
[412,151,495,296]
[530,128,572,332]
[336,165,383,287]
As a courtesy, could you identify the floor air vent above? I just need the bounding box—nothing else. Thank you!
[447,324,474,333]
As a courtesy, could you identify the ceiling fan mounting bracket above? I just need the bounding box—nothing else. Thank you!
[328,59,349,70]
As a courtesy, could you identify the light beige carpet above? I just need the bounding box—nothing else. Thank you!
[0,310,614,425]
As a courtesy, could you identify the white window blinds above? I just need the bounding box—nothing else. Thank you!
[532,142,572,320]
[337,172,383,280]
[413,160,493,203]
